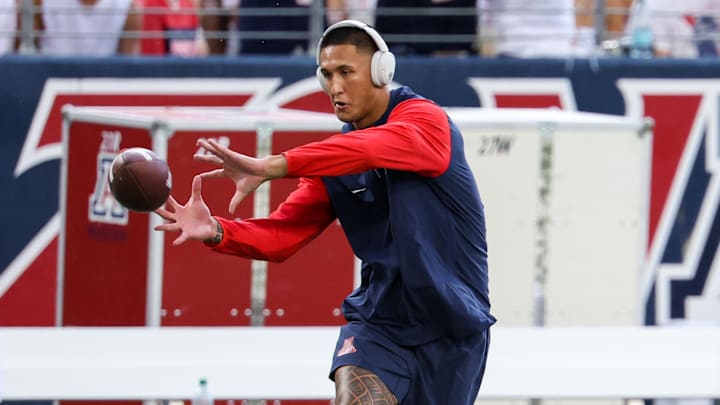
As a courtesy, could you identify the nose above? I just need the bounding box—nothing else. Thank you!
[329,75,343,95]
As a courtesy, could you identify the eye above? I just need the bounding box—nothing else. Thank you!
[341,69,351,76]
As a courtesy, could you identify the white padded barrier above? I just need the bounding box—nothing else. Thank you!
[1,326,719,400]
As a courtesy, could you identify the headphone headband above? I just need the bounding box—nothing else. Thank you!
[316,20,390,64]
[315,19,395,91]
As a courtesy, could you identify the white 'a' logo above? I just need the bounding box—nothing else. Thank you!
[88,130,127,225]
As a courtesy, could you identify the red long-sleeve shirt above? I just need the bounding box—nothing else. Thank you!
[211,98,451,262]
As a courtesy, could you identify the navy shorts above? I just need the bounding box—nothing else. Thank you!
[329,322,490,405]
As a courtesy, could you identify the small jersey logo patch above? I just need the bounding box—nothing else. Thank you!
[337,336,357,357]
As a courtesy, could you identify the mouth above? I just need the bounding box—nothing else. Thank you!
[334,101,349,111]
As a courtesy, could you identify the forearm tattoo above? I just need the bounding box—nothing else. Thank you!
[335,365,399,405]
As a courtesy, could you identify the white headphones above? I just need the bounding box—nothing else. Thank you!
[316,19,396,93]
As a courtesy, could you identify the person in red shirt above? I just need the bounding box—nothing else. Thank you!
[140,0,207,56]
[156,20,494,405]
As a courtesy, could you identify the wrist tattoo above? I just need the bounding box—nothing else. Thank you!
[212,218,223,244]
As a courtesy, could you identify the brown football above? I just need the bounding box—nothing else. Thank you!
[108,147,172,212]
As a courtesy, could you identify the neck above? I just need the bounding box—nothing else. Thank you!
[353,88,391,129]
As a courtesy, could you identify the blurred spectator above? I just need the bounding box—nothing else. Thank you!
[140,0,208,56]
[625,0,720,57]
[326,0,346,25]
[236,0,310,55]
[573,0,633,55]
[479,0,576,57]
[199,0,238,55]
[29,0,141,56]
[326,0,376,25]
[0,0,16,54]
[599,0,634,39]
[375,0,478,56]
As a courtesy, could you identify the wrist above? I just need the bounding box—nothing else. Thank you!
[207,217,223,245]
[262,155,288,179]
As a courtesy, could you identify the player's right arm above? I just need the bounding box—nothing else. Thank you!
[210,176,336,262]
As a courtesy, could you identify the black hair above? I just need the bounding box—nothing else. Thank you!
[319,26,378,55]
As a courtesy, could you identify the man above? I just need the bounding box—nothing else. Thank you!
[479,0,576,57]
[155,20,495,405]
[140,0,208,57]
[30,0,141,56]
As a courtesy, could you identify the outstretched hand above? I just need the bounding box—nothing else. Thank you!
[155,138,288,244]
[194,138,269,214]
[154,175,216,246]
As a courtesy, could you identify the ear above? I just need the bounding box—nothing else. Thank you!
[316,67,329,93]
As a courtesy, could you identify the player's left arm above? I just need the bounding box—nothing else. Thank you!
[209,177,336,262]
[283,99,451,178]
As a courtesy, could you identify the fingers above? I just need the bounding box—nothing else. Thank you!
[154,196,179,221]
[154,206,174,221]
[196,137,216,153]
[167,195,181,210]
[190,175,203,201]
[153,220,187,245]
[228,190,248,214]
[205,138,232,155]
[197,138,230,159]
[154,222,180,232]
[154,200,180,232]
[198,168,225,179]
[173,232,189,246]
[194,153,223,165]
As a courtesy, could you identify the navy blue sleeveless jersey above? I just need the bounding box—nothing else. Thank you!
[322,87,495,345]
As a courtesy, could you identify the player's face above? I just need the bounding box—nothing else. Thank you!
[318,44,389,129]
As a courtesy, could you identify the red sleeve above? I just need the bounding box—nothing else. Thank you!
[208,177,335,262]
[283,98,451,178]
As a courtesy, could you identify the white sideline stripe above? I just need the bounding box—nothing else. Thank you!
[0,213,60,299]
[1,326,719,400]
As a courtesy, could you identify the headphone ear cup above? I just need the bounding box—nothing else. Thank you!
[316,66,329,93]
[370,51,396,87]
